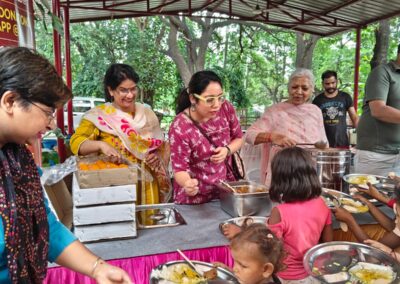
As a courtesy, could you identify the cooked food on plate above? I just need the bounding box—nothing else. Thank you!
[152,263,216,284]
[340,197,369,213]
[347,175,379,185]
[349,262,395,284]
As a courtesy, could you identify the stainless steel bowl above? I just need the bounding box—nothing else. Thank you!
[217,181,273,217]
[149,260,239,283]
[304,241,400,284]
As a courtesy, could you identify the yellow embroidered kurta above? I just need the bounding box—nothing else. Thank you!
[70,103,169,205]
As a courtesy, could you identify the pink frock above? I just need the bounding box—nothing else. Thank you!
[169,101,243,204]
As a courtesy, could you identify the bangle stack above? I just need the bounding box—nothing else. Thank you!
[225,145,232,156]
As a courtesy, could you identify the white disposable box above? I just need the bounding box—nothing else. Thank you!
[73,203,135,226]
[74,221,136,242]
[72,174,136,207]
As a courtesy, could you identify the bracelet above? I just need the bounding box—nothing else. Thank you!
[265,132,272,143]
[91,257,103,278]
[225,145,232,156]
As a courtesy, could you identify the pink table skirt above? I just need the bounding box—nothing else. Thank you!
[44,246,234,284]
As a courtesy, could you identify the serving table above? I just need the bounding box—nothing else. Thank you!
[44,200,395,284]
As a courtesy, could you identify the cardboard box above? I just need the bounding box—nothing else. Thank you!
[77,156,137,189]
[72,174,136,207]
[44,179,73,229]
[74,221,136,242]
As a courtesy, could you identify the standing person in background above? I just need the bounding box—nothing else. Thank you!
[70,63,171,204]
[312,70,358,148]
[355,44,400,176]
[245,68,327,186]
[169,70,244,204]
[0,47,131,284]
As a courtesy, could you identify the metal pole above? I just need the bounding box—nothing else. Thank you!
[353,28,361,112]
[53,0,66,162]
[63,6,74,135]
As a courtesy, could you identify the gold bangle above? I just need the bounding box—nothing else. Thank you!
[91,257,103,278]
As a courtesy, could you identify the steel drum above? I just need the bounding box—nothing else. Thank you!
[307,148,351,193]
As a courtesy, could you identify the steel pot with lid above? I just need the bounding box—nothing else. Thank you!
[306,148,351,193]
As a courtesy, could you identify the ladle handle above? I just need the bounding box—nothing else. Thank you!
[176,249,203,277]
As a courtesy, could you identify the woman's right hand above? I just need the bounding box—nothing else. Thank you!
[183,178,199,196]
[99,142,121,160]
[270,133,296,147]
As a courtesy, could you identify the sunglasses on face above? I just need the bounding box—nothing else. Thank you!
[193,93,225,106]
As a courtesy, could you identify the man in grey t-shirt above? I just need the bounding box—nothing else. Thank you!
[355,44,400,176]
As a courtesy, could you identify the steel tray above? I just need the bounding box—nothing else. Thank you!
[149,260,239,283]
[136,203,186,229]
[343,174,396,193]
[304,241,400,284]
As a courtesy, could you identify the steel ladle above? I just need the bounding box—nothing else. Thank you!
[296,140,328,149]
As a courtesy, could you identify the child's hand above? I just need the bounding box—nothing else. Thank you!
[221,223,241,240]
[332,207,355,223]
[212,262,231,271]
[352,194,370,205]
[364,239,392,254]
[356,182,381,199]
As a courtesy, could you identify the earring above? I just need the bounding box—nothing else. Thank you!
[191,103,196,111]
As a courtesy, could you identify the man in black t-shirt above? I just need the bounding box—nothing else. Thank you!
[312,70,358,148]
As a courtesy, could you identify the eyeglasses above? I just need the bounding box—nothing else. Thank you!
[30,101,56,124]
[117,86,139,96]
[193,93,225,106]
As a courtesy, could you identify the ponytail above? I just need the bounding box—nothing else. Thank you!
[176,87,191,114]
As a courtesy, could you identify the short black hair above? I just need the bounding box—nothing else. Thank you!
[269,147,321,203]
[103,63,140,102]
[321,70,337,81]
[0,47,71,109]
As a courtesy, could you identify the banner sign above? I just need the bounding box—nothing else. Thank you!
[0,0,34,47]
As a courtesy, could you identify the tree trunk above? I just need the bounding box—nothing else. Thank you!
[295,32,320,69]
[370,20,390,70]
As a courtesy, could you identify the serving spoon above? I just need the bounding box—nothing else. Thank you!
[296,140,328,149]
[220,181,236,193]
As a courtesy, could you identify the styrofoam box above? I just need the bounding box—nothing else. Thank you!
[73,203,135,226]
[72,174,136,207]
[74,221,136,242]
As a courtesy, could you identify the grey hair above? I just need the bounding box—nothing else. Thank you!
[288,68,315,92]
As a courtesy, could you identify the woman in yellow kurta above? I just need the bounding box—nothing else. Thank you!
[70,63,171,205]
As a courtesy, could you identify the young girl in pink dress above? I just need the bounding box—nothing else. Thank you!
[268,147,333,284]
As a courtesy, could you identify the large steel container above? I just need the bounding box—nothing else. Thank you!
[217,181,273,217]
[306,148,351,193]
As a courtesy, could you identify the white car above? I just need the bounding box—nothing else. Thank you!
[64,96,105,130]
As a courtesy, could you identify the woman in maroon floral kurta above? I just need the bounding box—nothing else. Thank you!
[169,71,243,204]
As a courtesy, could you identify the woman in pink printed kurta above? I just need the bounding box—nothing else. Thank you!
[169,71,243,204]
[246,69,327,186]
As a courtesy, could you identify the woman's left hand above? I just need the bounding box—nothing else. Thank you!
[210,147,229,164]
[145,152,160,169]
[93,261,133,284]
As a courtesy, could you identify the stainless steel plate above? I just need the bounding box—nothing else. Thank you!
[323,188,369,214]
[304,241,400,284]
[149,260,239,283]
[321,190,341,209]
[343,173,385,185]
[343,173,397,193]
[136,203,186,229]
[219,216,268,233]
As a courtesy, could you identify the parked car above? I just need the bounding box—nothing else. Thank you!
[64,96,105,130]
